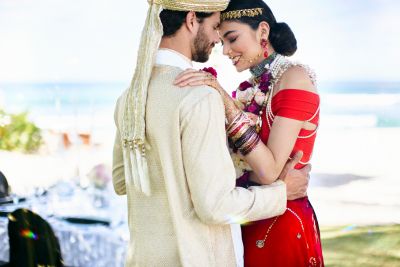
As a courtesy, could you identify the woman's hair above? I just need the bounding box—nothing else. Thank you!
[222,0,297,56]
[8,209,64,267]
[0,171,9,198]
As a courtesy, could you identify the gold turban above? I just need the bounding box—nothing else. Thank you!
[122,0,230,196]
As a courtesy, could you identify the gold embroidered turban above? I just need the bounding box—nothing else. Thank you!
[122,0,230,196]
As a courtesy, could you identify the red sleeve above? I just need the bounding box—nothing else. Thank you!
[272,89,320,124]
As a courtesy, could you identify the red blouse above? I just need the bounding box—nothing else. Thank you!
[260,89,320,169]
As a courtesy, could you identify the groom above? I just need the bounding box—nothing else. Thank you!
[112,1,310,266]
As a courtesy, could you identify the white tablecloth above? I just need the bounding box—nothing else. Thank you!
[0,183,129,267]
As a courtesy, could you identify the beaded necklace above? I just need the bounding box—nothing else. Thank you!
[250,52,277,78]
[234,53,315,133]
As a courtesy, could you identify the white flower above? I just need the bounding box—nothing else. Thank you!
[236,87,256,104]
[254,91,266,105]
[231,152,253,178]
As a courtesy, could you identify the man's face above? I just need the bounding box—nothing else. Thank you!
[192,12,221,63]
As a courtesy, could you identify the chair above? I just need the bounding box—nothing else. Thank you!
[0,171,10,198]
[7,208,64,267]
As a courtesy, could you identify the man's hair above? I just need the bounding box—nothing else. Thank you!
[160,10,214,37]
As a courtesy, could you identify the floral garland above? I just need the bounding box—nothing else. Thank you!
[202,65,275,177]
[202,66,274,178]
[233,71,272,115]
[202,66,272,117]
[230,69,274,177]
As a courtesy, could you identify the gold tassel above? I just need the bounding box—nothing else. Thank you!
[122,3,163,196]
[140,144,151,196]
[122,146,133,186]
[129,146,142,192]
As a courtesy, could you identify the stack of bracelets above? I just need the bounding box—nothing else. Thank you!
[227,112,261,156]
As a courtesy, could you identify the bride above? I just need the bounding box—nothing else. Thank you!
[174,0,324,266]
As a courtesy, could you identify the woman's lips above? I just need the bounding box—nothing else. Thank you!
[232,55,241,66]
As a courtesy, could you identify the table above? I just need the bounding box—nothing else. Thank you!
[0,182,129,267]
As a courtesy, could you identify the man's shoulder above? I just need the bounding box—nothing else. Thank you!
[116,88,129,101]
[152,65,220,104]
[181,85,221,108]
[152,65,184,82]
[113,87,131,127]
[179,86,223,123]
[114,88,129,111]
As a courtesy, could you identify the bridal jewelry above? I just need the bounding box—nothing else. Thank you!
[235,52,278,133]
[256,208,309,249]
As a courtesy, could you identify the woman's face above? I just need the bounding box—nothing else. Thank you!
[219,21,263,72]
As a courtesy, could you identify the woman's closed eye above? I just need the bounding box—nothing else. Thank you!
[228,37,238,43]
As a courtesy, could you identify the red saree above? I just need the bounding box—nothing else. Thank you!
[241,89,324,267]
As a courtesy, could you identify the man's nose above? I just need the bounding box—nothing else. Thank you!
[213,33,221,45]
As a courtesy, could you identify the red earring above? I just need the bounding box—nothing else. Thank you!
[261,39,269,58]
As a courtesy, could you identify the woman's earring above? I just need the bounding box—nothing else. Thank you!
[261,39,269,58]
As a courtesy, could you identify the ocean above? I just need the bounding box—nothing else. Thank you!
[0,81,399,131]
[0,82,125,134]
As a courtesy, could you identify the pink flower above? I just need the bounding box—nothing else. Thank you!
[202,67,217,78]
[259,83,269,92]
[247,102,260,113]
[87,164,111,189]
[258,72,271,92]
[239,81,252,91]
[260,72,270,83]
[231,91,237,99]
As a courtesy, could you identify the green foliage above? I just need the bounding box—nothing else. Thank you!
[0,109,43,153]
[322,225,400,267]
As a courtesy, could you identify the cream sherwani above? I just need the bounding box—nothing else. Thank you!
[112,49,287,267]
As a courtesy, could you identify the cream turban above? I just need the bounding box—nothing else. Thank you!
[121,0,230,196]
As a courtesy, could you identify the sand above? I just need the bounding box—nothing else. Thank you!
[1,126,399,226]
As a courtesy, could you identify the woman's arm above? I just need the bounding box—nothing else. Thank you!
[247,66,318,184]
[174,67,317,185]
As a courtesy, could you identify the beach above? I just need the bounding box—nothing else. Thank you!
[310,127,400,226]
[1,126,399,226]
[1,81,400,227]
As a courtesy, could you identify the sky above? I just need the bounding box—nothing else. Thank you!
[0,0,399,83]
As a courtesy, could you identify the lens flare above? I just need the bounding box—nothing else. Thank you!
[20,229,38,240]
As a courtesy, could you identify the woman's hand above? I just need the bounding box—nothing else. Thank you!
[173,69,221,91]
[246,112,258,126]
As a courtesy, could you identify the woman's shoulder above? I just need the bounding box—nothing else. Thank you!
[277,64,318,95]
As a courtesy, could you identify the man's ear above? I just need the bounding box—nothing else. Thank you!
[185,11,199,34]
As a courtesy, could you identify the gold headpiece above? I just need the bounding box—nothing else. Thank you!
[120,0,229,196]
[221,7,263,21]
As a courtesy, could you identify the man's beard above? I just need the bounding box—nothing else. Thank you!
[192,27,213,63]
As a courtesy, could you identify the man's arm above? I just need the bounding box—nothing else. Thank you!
[181,90,287,225]
[112,128,126,195]
[112,99,126,195]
